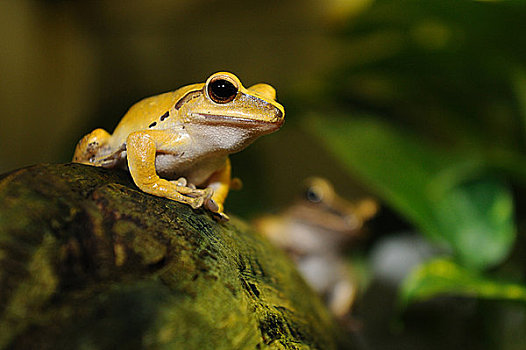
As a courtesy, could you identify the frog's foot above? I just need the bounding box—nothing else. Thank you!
[150,184,211,209]
[168,181,212,199]
[73,128,111,165]
[167,184,213,209]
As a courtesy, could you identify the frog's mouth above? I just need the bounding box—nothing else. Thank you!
[189,112,284,129]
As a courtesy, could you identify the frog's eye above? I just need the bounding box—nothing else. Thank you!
[305,187,323,203]
[207,77,238,104]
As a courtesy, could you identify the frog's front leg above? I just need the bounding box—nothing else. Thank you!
[126,130,212,209]
[204,158,232,221]
[328,277,357,318]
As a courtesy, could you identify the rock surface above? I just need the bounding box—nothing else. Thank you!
[0,164,346,349]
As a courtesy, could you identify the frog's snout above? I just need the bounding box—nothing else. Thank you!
[274,105,285,123]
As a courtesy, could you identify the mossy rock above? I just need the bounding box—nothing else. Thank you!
[0,164,347,349]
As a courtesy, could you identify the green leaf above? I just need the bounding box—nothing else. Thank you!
[431,177,515,269]
[399,258,526,308]
[308,115,516,269]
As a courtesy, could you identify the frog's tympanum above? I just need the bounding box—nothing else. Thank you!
[73,72,285,220]
[255,178,378,318]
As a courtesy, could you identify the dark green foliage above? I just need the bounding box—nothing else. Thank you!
[306,0,526,307]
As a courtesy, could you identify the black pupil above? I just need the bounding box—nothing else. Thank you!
[305,189,321,203]
[210,79,237,101]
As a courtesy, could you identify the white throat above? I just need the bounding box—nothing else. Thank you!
[186,123,261,155]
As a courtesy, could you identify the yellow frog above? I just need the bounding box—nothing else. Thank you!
[73,72,285,220]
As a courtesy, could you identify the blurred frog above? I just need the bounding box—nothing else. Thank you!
[254,177,378,317]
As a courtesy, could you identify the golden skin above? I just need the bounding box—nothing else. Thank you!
[73,72,285,220]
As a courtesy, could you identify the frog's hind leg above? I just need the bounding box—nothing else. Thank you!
[73,128,111,165]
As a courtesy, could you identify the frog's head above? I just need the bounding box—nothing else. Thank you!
[176,72,285,152]
[290,177,379,237]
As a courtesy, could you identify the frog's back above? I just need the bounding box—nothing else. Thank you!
[109,83,202,148]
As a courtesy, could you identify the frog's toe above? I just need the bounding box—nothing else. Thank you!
[203,187,214,200]
[189,196,205,209]
[172,177,187,186]
[188,187,213,200]
[213,212,230,222]
[205,198,220,213]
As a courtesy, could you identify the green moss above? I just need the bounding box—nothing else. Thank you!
[0,164,345,349]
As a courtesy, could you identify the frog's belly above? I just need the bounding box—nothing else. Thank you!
[154,153,226,186]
